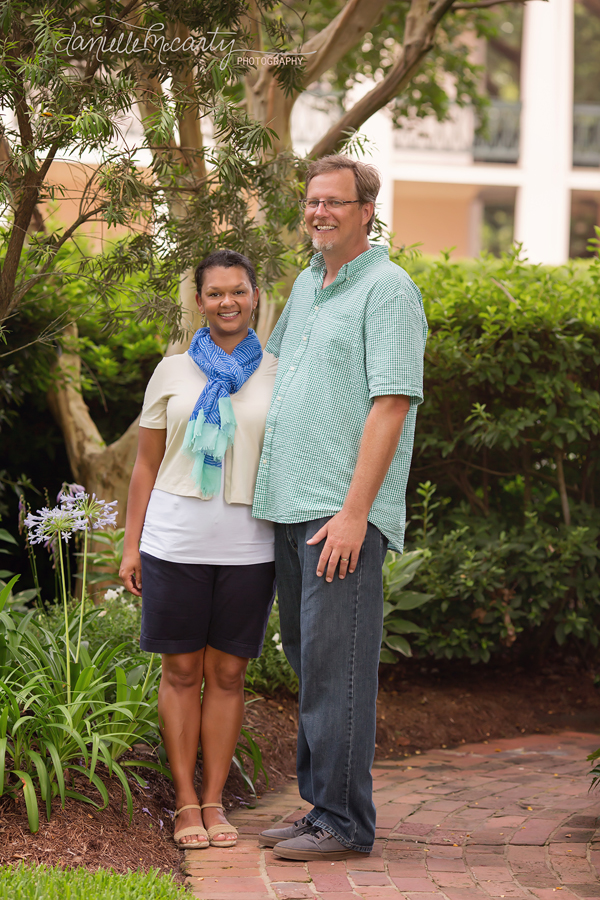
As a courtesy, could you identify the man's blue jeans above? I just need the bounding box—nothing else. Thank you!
[274,517,388,853]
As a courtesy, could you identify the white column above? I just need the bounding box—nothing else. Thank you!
[514,0,574,264]
[363,107,394,239]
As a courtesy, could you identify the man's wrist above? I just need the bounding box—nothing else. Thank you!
[341,500,370,520]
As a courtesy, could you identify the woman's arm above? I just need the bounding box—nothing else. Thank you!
[119,426,166,596]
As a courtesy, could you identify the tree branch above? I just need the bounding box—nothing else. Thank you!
[300,0,388,86]
[310,0,456,158]
[452,0,526,8]
[7,205,107,314]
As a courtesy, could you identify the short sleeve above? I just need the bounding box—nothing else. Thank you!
[265,293,292,359]
[365,292,427,404]
[139,359,169,429]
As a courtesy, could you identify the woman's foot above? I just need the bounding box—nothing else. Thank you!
[201,803,238,845]
[173,804,210,847]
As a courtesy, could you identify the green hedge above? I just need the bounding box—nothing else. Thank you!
[398,247,600,523]
[391,248,600,664]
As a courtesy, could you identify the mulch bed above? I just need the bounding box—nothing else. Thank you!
[1,658,599,875]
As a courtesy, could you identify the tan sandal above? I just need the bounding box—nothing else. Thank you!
[200,802,238,848]
[173,804,210,849]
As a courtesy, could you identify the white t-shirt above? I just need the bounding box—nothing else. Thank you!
[140,484,275,565]
[139,350,277,565]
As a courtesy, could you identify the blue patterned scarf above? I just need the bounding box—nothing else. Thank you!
[182,327,263,498]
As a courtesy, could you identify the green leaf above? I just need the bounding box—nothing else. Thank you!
[64,789,103,809]
[389,591,435,611]
[379,648,398,664]
[384,634,412,657]
[107,759,134,821]
[386,618,427,635]
[0,737,7,797]
[43,741,65,806]
[120,759,171,779]
[12,770,39,833]
[0,529,18,546]
[68,764,109,809]
[0,575,20,613]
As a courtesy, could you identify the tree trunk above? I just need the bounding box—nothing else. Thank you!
[47,323,139,527]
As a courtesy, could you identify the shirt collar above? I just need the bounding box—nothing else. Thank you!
[310,243,389,286]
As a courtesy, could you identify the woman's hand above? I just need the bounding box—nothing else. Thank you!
[120,549,143,597]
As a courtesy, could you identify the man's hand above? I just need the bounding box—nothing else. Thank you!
[306,395,411,583]
[307,508,368,582]
[120,550,142,597]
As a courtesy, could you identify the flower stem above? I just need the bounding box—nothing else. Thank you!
[141,653,155,696]
[57,537,71,705]
[27,541,41,607]
[75,526,89,663]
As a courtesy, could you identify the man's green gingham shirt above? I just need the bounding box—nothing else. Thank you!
[252,244,427,551]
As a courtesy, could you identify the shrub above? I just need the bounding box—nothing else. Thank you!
[375,248,600,667]
[396,248,600,527]
[393,484,600,665]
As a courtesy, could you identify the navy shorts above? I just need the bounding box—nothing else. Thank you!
[139,551,276,658]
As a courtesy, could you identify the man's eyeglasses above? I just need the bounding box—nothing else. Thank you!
[299,199,360,211]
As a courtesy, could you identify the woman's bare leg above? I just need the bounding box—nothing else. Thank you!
[200,645,249,842]
[159,648,205,844]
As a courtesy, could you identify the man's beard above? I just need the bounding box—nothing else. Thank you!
[311,233,335,252]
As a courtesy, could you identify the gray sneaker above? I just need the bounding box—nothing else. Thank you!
[272,827,367,861]
[258,816,314,848]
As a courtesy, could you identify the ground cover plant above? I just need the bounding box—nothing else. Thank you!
[0,862,188,900]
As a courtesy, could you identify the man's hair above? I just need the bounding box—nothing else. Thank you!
[194,249,258,294]
[305,155,381,234]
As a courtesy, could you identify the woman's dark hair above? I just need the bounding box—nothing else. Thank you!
[194,250,258,294]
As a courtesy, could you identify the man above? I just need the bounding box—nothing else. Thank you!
[252,154,427,861]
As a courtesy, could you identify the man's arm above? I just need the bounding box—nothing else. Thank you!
[306,394,411,581]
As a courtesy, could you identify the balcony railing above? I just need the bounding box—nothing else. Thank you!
[392,106,474,153]
[472,102,521,163]
[573,104,600,167]
[391,101,521,163]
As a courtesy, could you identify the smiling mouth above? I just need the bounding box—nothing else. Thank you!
[218,311,240,319]
[314,225,335,231]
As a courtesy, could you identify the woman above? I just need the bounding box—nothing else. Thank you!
[120,250,277,849]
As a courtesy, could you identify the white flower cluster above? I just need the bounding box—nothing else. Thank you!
[104,586,125,602]
[272,632,283,653]
[25,483,118,546]
[100,586,136,617]
[24,506,84,544]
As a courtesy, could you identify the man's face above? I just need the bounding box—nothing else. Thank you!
[304,170,372,254]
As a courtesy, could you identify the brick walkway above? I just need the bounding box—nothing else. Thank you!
[184,732,600,900]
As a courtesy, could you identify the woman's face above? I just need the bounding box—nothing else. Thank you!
[196,266,259,343]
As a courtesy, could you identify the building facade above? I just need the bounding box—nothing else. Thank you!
[292,0,600,264]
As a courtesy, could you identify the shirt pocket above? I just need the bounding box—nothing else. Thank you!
[312,313,363,363]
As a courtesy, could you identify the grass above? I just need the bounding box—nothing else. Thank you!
[0,863,189,899]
